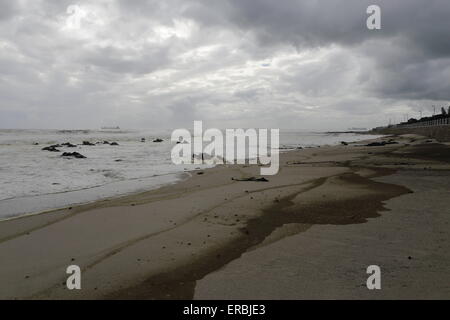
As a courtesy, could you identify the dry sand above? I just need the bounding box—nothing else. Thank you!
[0,134,449,299]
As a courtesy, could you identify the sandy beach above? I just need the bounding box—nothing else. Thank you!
[0,134,449,300]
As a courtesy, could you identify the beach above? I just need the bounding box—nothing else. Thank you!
[0,133,449,299]
[0,129,380,219]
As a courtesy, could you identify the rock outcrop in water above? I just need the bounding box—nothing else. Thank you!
[61,152,86,159]
[61,142,77,148]
[42,145,61,152]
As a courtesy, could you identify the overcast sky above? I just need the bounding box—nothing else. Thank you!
[1,0,449,130]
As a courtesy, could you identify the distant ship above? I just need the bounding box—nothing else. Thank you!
[100,126,120,130]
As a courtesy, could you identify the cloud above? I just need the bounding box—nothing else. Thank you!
[0,0,20,21]
[0,0,449,130]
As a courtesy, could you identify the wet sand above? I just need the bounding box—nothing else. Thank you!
[0,134,449,299]
[195,169,450,299]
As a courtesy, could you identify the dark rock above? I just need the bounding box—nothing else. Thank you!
[61,152,86,159]
[110,142,119,146]
[341,141,348,145]
[82,141,95,146]
[153,138,163,142]
[61,142,77,148]
[103,141,110,144]
[33,142,39,145]
[141,138,146,142]
[42,146,61,152]
[114,159,123,162]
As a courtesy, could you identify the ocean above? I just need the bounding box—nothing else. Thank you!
[0,129,382,219]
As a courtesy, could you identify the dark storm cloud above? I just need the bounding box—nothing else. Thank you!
[189,0,450,55]
[0,0,449,129]
[186,0,450,101]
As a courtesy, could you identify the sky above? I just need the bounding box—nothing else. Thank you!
[0,0,449,130]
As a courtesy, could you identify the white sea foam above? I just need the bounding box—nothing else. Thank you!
[0,129,382,219]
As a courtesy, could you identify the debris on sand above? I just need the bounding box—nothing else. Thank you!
[366,140,398,147]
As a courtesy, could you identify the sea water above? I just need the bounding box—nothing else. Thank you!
[0,129,382,219]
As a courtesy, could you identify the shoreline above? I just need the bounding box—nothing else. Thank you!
[0,132,383,221]
[0,133,449,299]
[0,171,192,222]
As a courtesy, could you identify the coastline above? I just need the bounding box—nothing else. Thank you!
[0,134,449,299]
[0,170,192,221]
[0,131,382,220]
